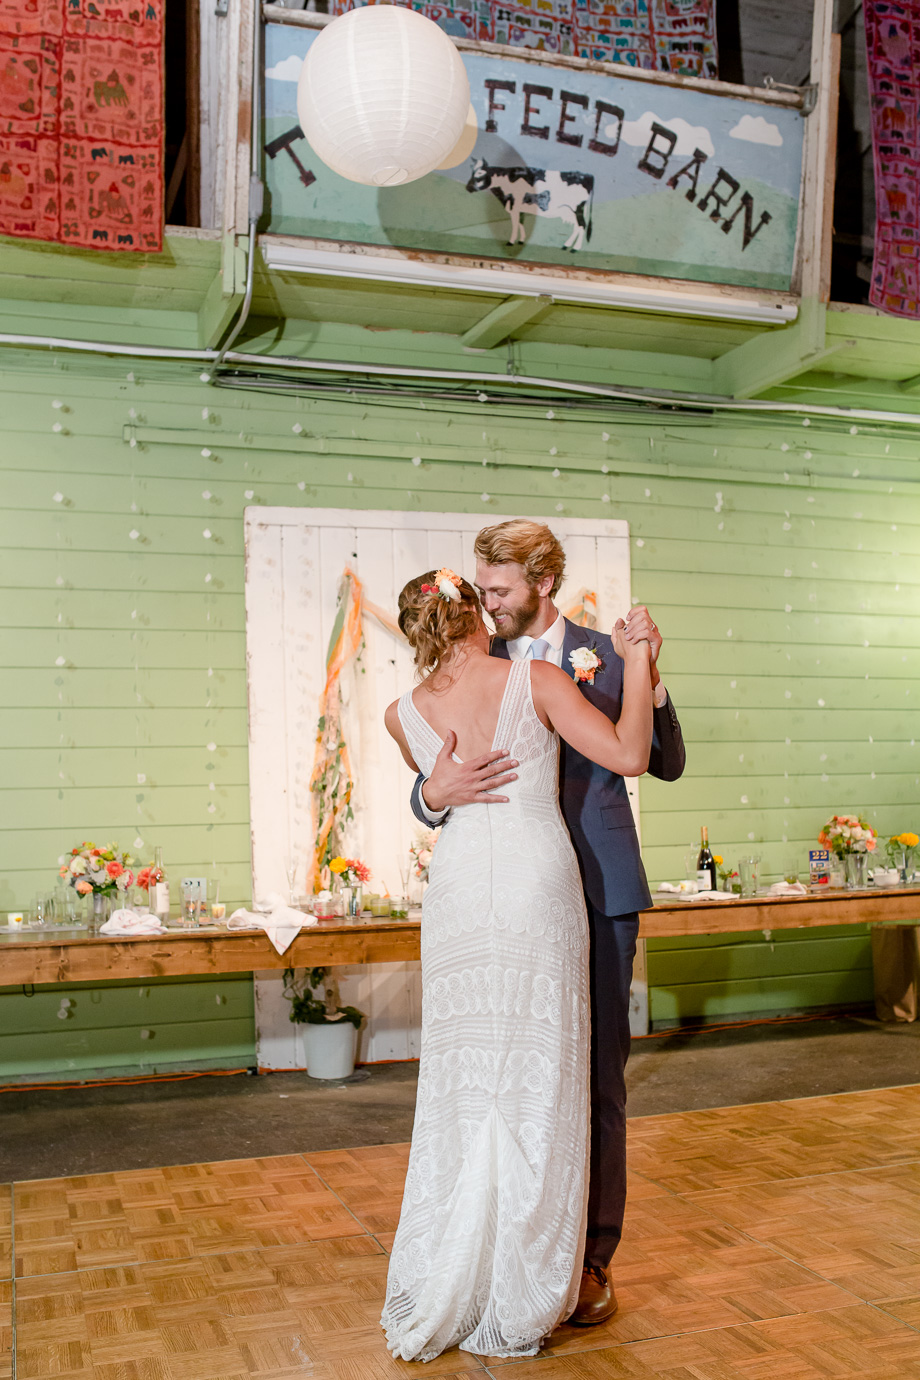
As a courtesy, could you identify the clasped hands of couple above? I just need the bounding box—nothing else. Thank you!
[420,604,662,815]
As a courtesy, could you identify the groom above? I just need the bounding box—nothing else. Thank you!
[410,518,685,1325]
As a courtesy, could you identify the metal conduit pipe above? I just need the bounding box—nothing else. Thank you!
[2,328,920,428]
[214,0,265,366]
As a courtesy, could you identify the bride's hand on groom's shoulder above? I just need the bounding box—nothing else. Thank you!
[421,733,519,812]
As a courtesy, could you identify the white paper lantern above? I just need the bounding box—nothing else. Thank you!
[296,5,471,188]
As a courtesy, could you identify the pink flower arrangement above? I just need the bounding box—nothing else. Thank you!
[410,828,440,883]
[59,841,134,896]
[818,814,878,857]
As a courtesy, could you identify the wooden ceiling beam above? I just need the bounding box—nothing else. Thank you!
[461,294,553,350]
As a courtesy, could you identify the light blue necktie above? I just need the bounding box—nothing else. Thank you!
[526,637,551,661]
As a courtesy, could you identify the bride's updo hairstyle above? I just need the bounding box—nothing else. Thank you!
[398,570,482,678]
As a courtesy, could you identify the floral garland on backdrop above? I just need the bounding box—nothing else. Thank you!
[307,566,403,892]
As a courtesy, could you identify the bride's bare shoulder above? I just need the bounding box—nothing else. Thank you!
[384,698,403,739]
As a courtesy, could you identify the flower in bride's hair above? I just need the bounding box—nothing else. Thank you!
[432,567,462,602]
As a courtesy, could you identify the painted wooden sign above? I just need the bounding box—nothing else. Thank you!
[264,23,805,291]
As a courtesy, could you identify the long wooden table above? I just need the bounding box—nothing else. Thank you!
[644,884,920,938]
[0,918,423,987]
[2,886,919,987]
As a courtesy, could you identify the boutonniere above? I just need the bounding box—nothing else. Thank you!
[569,644,603,684]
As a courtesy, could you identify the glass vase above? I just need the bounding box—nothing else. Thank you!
[88,891,114,930]
[844,853,866,890]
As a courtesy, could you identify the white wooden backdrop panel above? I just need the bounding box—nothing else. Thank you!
[244,508,645,1069]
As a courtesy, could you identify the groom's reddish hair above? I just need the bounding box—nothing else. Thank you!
[474,520,566,597]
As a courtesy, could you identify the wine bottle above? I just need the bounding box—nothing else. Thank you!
[151,846,170,921]
[697,827,717,892]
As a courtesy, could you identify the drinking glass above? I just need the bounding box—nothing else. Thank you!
[54,885,77,925]
[180,884,201,928]
[738,857,760,898]
[32,893,52,927]
[783,855,800,885]
[210,880,226,921]
[285,860,298,907]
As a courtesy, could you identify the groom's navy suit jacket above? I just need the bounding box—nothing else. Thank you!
[410,618,686,918]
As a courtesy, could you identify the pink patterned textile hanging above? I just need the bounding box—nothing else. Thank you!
[865,0,920,316]
[328,0,717,76]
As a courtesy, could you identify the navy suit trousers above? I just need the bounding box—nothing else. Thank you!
[584,902,639,1270]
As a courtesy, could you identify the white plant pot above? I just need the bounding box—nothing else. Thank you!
[302,1020,357,1079]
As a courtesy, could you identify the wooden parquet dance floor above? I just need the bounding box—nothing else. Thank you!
[3,1084,920,1379]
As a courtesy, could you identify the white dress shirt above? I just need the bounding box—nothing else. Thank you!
[505,609,567,667]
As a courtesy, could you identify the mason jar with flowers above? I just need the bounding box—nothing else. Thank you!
[886,831,919,883]
[818,814,877,889]
[714,855,740,894]
[328,856,371,917]
[59,841,134,924]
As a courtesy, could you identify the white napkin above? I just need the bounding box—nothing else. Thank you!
[767,881,808,896]
[99,909,167,936]
[656,883,733,901]
[227,895,316,956]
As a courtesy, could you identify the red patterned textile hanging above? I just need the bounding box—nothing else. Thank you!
[865,0,920,316]
[0,0,164,252]
[328,0,717,76]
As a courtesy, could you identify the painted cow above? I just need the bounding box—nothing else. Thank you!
[466,158,594,251]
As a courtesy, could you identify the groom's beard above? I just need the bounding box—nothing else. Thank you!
[490,586,542,641]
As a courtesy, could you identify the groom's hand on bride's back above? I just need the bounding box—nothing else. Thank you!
[421,733,518,812]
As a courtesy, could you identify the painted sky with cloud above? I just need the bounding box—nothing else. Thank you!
[729,114,784,146]
[266,53,304,82]
[618,111,715,157]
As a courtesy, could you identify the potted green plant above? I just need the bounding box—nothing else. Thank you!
[283,966,365,1079]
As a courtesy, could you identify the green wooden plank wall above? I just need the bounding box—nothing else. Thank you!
[0,346,917,1055]
[0,973,255,1079]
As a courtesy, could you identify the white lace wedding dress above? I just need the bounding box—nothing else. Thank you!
[381,657,590,1362]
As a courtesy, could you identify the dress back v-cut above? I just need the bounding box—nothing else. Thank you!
[382,657,590,1362]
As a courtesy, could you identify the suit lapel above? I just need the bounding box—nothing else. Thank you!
[562,618,592,679]
[489,637,511,661]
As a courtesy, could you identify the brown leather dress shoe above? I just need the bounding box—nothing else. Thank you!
[568,1264,618,1326]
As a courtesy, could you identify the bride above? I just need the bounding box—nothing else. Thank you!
[380,566,652,1362]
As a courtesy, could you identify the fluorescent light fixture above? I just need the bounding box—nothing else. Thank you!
[263,243,798,325]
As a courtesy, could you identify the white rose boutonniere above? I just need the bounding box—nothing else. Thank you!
[569,645,603,684]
